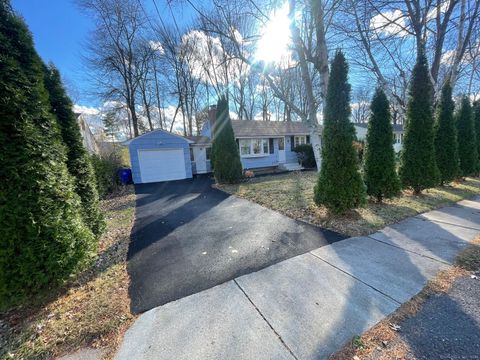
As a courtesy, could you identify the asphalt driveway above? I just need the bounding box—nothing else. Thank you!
[128,175,345,313]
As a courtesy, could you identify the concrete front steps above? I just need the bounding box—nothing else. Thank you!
[279,162,303,171]
[115,197,480,360]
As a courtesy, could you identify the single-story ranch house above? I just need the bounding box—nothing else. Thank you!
[353,122,404,153]
[128,107,313,184]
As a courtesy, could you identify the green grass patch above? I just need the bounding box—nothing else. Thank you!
[218,172,480,236]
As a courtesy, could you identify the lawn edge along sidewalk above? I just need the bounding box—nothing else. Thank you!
[115,196,480,360]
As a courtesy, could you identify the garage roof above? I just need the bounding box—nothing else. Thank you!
[129,129,194,143]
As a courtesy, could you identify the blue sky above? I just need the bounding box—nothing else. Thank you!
[12,0,94,105]
[11,0,195,108]
[11,0,368,111]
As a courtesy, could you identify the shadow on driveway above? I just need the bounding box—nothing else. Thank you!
[128,175,346,313]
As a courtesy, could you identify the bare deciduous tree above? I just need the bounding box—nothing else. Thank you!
[79,0,150,137]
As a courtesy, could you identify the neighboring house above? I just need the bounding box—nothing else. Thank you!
[76,113,99,154]
[128,106,316,184]
[353,122,404,153]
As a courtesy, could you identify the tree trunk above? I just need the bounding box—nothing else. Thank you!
[289,0,328,171]
[153,61,163,129]
[126,106,133,139]
[309,124,322,170]
[129,100,139,137]
[143,96,153,131]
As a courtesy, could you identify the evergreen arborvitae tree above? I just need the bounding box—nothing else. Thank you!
[44,64,105,237]
[0,2,95,305]
[363,88,400,202]
[314,50,366,213]
[456,96,478,177]
[473,100,480,171]
[212,96,243,183]
[434,83,460,184]
[399,51,439,194]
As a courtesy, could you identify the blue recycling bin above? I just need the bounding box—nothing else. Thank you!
[118,168,132,185]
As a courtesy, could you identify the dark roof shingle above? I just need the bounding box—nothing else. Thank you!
[230,120,311,137]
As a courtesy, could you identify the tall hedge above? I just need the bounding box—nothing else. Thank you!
[314,50,366,213]
[473,100,480,171]
[434,83,460,184]
[456,96,478,177]
[399,51,439,194]
[363,88,400,202]
[212,96,243,183]
[0,2,95,306]
[44,64,105,237]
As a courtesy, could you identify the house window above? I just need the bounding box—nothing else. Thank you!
[263,139,269,154]
[190,148,194,161]
[240,139,251,156]
[253,139,262,154]
[394,133,403,144]
[278,137,285,150]
[206,147,211,160]
[294,136,307,147]
[238,138,270,157]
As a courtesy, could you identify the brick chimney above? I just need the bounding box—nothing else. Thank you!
[208,104,217,135]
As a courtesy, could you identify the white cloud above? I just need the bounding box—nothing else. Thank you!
[440,42,479,66]
[181,30,249,86]
[73,104,100,116]
[181,30,223,83]
[426,0,450,22]
[441,49,456,65]
[149,40,164,55]
[351,101,369,110]
[75,102,206,138]
[370,10,409,37]
[230,27,243,44]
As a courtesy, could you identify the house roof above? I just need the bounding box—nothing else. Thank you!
[185,135,211,145]
[230,120,311,137]
[354,122,404,132]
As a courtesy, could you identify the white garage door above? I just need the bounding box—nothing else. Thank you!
[138,149,187,183]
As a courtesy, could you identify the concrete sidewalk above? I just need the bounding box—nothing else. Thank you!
[115,197,480,360]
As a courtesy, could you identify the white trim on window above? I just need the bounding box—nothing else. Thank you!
[294,135,307,147]
[238,138,270,157]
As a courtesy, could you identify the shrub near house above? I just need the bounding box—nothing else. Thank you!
[91,150,125,198]
[294,144,316,168]
[212,96,243,184]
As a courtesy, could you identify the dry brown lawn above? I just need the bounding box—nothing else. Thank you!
[0,187,136,360]
[218,171,480,236]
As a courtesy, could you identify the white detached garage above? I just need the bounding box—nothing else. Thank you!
[129,130,193,184]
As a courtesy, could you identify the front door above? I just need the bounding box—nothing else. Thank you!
[193,147,207,173]
[278,137,286,163]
